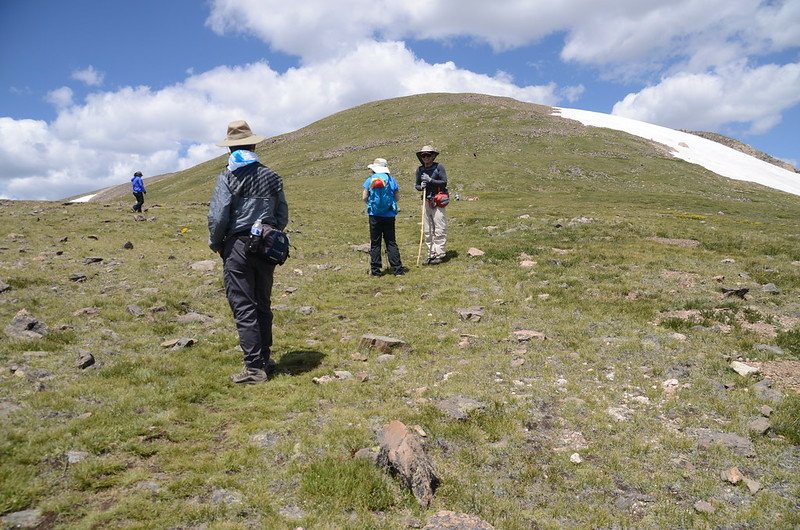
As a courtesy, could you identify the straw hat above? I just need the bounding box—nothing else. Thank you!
[416,145,439,163]
[217,120,267,147]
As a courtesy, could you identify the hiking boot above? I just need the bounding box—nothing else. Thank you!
[426,256,444,265]
[230,368,268,384]
[262,358,277,375]
[394,268,405,276]
[370,270,383,277]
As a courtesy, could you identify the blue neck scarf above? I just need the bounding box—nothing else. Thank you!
[227,150,260,172]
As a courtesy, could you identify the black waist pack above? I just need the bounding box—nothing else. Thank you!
[247,226,290,265]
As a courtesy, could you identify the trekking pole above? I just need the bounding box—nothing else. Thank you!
[416,190,426,266]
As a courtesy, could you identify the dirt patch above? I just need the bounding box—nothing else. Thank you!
[651,237,700,248]
[750,361,800,395]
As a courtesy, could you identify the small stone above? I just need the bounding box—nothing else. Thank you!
[356,372,369,382]
[720,467,743,484]
[759,405,773,417]
[513,329,546,341]
[334,370,353,380]
[190,260,216,272]
[457,307,484,322]
[730,361,759,376]
[67,450,90,464]
[743,477,761,494]
[747,416,770,435]
[123,241,134,249]
[693,500,715,514]
[0,509,43,529]
[466,247,484,257]
[761,283,780,294]
[570,452,583,464]
[76,352,95,369]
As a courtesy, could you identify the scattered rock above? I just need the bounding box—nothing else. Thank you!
[359,334,409,353]
[761,283,780,294]
[0,509,43,529]
[135,480,161,494]
[5,309,48,339]
[753,379,782,402]
[730,361,759,377]
[466,248,484,257]
[457,307,484,322]
[0,278,10,292]
[720,467,743,484]
[376,420,439,507]
[69,273,88,282]
[351,243,371,253]
[210,488,242,506]
[687,428,755,457]
[434,395,487,420]
[0,401,21,418]
[76,352,95,369]
[662,378,680,396]
[160,337,196,349]
[83,256,103,264]
[123,241,134,250]
[250,432,281,449]
[747,416,770,435]
[743,477,762,494]
[720,286,749,298]
[297,306,315,315]
[693,500,715,514]
[190,260,216,272]
[354,447,379,464]
[126,305,144,316]
[67,450,90,464]
[754,344,784,355]
[422,510,495,530]
[512,329,546,341]
[759,405,773,417]
[570,452,583,464]
[175,312,213,324]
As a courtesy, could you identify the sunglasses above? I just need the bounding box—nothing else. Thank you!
[420,153,434,158]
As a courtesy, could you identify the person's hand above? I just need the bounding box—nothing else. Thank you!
[420,173,432,183]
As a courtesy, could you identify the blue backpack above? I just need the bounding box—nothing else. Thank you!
[367,175,396,216]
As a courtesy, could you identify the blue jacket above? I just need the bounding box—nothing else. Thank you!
[131,175,146,193]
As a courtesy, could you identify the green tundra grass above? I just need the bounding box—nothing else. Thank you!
[1,93,798,529]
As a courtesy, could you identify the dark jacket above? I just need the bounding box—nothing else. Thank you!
[415,162,448,198]
[207,161,289,252]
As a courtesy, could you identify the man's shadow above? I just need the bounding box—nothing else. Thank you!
[273,350,325,376]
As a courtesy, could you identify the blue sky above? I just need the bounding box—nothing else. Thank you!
[1,0,798,200]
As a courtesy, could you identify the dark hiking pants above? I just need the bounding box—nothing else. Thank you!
[369,215,402,274]
[132,192,144,212]
[223,236,276,371]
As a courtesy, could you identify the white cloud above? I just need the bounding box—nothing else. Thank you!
[0,42,559,200]
[612,61,800,133]
[2,0,798,199]
[71,65,105,86]
[46,86,73,109]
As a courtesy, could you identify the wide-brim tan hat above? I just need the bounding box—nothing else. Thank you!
[416,145,439,163]
[367,157,390,174]
[217,120,267,147]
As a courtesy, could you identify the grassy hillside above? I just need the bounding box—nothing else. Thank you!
[1,93,799,529]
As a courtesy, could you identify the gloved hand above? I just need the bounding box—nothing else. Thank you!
[415,184,425,191]
[420,173,432,183]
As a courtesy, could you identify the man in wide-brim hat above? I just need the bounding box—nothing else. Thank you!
[414,145,449,264]
[208,120,289,384]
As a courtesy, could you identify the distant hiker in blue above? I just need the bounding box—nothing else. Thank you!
[131,171,146,212]
[362,157,404,276]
